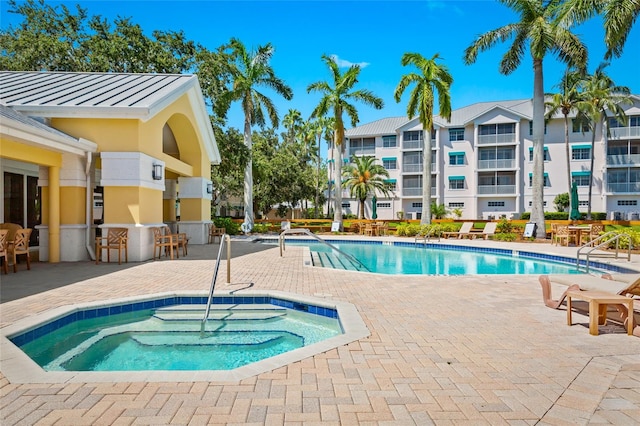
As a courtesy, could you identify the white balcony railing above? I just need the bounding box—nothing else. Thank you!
[477,185,516,195]
[477,158,516,169]
[477,133,516,145]
[403,140,423,149]
[609,127,640,139]
[606,154,640,166]
[401,187,436,196]
[349,148,376,157]
[403,164,422,173]
[607,182,640,193]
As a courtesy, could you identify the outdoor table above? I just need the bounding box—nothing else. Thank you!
[568,226,590,246]
[566,290,634,336]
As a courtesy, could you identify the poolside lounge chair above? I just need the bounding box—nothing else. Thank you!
[539,273,640,335]
[480,222,497,240]
[443,222,474,239]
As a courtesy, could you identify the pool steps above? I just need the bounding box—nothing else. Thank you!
[154,304,287,321]
[311,252,361,271]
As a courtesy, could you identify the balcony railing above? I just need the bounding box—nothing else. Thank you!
[402,140,423,149]
[477,185,516,195]
[349,148,376,157]
[402,187,436,196]
[403,164,422,173]
[606,182,640,193]
[477,158,516,169]
[609,127,640,139]
[606,154,640,166]
[477,133,516,145]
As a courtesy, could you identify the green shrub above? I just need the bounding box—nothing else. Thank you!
[496,218,512,233]
[251,223,271,233]
[604,229,640,250]
[520,212,607,220]
[213,217,240,235]
[493,232,517,242]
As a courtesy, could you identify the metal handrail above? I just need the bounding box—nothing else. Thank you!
[279,228,370,272]
[576,231,632,273]
[202,234,230,323]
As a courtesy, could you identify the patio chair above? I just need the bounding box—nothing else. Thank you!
[553,225,570,246]
[479,222,497,240]
[176,232,189,257]
[443,222,474,239]
[11,228,32,272]
[581,224,604,244]
[152,226,178,260]
[95,227,128,265]
[0,229,9,274]
[208,224,225,244]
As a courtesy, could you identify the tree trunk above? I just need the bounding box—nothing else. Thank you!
[530,58,546,239]
[333,113,344,228]
[421,128,432,224]
[587,121,597,220]
[315,133,321,218]
[326,141,333,218]
[564,114,572,212]
[243,116,254,232]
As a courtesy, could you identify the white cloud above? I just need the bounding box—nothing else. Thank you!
[330,54,370,69]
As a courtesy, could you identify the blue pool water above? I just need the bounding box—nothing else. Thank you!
[280,240,600,275]
[15,302,342,371]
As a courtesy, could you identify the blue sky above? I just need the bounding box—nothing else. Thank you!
[2,0,639,139]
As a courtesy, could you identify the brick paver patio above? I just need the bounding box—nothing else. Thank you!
[1,237,639,425]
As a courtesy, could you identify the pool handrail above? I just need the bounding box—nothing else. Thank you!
[576,231,632,273]
[279,228,370,272]
[202,233,231,324]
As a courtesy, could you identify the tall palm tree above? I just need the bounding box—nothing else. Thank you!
[342,156,390,219]
[545,68,586,210]
[464,0,587,238]
[283,109,302,144]
[307,55,383,227]
[576,62,631,219]
[307,117,331,218]
[559,0,639,59]
[394,52,453,225]
[224,38,292,231]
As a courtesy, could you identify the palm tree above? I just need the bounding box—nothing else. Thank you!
[307,55,384,227]
[342,156,390,219]
[545,68,585,211]
[576,62,631,219]
[559,0,639,59]
[394,52,453,225]
[307,117,331,218]
[283,109,302,144]
[464,0,587,238]
[224,38,293,231]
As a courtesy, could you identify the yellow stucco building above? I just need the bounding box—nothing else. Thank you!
[0,71,220,262]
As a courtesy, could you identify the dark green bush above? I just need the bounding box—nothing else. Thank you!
[520,212,606,220]
[213,217,240,235]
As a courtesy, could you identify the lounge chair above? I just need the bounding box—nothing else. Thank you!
[443,222,474,239]
[539,273,640,335]
[480,222,497,240]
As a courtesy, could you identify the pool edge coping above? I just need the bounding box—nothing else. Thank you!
[0,290,370,384]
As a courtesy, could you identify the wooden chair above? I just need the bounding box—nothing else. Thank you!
[95,227,128,265]
[583,224,604,243]
[0,229,9,275]
[11,228,32,272]
[208,224,225,244]
[549,223,558,241]
[152,226,178,260]
[364,223,374,236]
[176,232,189,257]
[553,225,570,246]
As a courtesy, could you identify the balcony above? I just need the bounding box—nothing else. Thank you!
[609,127,640,140]
[477,185,516,195]
[477,133,516,145]
[478,158,516,169]
[402,187,436,197]
[606,154,640,166]
[607,182,640,193]
[349,148,376,157]
[403,140,423,150]
[403,164,422,173]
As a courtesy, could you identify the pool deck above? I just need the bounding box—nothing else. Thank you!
[1,236,640,425]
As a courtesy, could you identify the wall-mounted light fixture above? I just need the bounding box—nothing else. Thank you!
[152,163,163,180]
[206,182,213,194]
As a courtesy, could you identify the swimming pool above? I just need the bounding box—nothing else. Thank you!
[273,239,621,275]
[1,292,369,382]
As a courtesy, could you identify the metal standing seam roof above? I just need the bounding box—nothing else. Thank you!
[345,117,409,137]
[0,104,79,143]
[0,71,198,120]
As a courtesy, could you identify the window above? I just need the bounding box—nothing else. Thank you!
[609,117,623,128]
[403,130,423,141]
[488,201,505,207]
[579,201,589,207]
[449,152,465,165]
[528,120,547,135]
[572,118,590,133]
[631,116,640,127]
[382,158,397,169]
[384,180,397,191]
[377,202,391,208]
[449,128,464,141]
[479,123,515,135]
[412,202,423,208]
[572,172,591,186]
[449,177,464,190]
[341,202,350,208]
[382,135,397,148]
[529,173,550,187]
[572,146,591,160]
[448,202,464,208]
[618,200,638,206]
[349,137,375,156]
[528,147,550,161]
[528,201,548,207]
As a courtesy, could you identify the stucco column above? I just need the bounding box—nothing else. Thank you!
[177,177,213,244]
[48,165,60,263]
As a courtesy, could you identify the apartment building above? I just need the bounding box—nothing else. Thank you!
[336,97,640,221]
